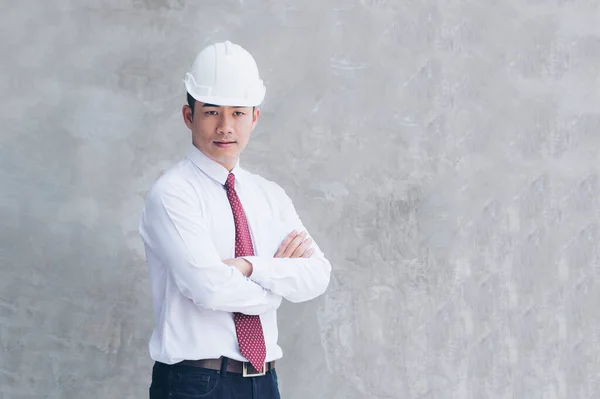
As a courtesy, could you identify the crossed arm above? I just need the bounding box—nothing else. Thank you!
[224,230,314,276]
[229,184,332,303]
[140,179,331,314]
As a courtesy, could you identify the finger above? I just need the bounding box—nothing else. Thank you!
[302,248,315,258]
[282,232,307,258]
[291,238,313,258]
[282,234,305,258]
[275,230,298,257]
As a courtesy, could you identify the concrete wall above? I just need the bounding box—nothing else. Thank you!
[2,1,600,398]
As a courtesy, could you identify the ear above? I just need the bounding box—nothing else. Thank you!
[250,107,261,131]
[182,105,194,129]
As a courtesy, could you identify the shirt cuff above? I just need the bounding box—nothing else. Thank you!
[243,256,272,289]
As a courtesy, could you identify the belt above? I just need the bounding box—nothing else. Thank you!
[176,357,275,377]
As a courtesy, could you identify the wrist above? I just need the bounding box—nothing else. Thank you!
[242,258,253,277]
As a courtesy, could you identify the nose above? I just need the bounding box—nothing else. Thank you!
[217,113,234,135]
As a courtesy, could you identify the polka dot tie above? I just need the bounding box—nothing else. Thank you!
[224,173,266,372]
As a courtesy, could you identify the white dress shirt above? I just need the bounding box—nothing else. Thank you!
[139,145,332,365]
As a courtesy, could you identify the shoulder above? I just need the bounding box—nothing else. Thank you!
[242,169,288,198]
[240,169,296,215]
[145,159,198,203]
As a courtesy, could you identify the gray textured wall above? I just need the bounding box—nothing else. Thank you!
[2,1,600,398]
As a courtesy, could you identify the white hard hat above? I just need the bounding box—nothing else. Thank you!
[183,41,266,107]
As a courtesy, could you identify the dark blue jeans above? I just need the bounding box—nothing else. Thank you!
[149,361,281,399]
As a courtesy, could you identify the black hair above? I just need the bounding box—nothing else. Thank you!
[186,92,256,119]
[187,92,196,116]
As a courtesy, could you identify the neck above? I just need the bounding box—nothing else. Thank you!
[192,143,238,171]
[221,162,235,172]
[214,156,237,172]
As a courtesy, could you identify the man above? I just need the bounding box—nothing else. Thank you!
[139,40,332,398]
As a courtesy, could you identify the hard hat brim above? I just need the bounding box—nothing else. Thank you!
[184,76,265,107]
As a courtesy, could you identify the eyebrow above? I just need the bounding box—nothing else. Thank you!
[202,104,250,109]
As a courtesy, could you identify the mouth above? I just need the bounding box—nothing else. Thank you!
[214,140,237,148]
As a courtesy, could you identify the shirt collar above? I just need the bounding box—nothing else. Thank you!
[186,145,245,186]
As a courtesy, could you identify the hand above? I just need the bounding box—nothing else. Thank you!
[275,230,315,258]
[223,258,253,277]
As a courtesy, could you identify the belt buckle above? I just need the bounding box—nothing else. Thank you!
[242,362,266,377]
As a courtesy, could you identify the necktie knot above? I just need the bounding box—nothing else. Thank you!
[225,173,235,191]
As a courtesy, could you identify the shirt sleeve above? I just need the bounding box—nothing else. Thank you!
[139,177,282,315]
[243,185,332,303]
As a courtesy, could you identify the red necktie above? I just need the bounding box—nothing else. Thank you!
[224,173,267,372]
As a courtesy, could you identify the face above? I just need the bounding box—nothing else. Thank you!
[183,101,260,171]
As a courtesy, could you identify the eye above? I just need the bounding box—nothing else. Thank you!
[234,111,245,116]
[205,110,218,116]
